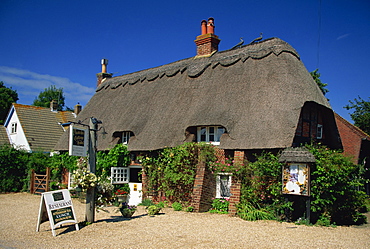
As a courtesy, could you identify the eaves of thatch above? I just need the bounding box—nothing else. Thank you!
[55,37,332,152]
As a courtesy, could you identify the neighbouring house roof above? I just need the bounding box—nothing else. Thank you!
[334,112,369,163]
[0,126,10,145]
[9,104,75,152]
[55,37,333,152]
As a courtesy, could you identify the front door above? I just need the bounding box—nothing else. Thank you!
[127,166,142,206]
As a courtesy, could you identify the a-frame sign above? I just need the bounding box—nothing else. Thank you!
[36,189,79,236]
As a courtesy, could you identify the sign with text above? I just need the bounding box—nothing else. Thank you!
[36,189,79,236]
[69,125,88,157]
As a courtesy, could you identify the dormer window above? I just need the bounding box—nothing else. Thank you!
[197,126,225,145]
[11,122,17,134]
[122,131,134,144]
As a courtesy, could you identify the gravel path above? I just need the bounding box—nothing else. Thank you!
[0,193,369,248]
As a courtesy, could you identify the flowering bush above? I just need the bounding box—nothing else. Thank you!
[71,168,99,190]
[210,198,229,214]
[96,176,115,211]
[115,189,128,196]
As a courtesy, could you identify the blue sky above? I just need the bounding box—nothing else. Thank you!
[0,0,369,123]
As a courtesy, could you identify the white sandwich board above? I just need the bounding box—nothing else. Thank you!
[36,189,79,236]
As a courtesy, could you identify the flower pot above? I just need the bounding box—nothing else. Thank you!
[116,195,128,203]
[120,209,135,218]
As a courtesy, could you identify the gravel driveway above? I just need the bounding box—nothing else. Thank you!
[0,193,369,248]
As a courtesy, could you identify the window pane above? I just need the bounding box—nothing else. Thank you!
[220,175,231,197]
[216,127,225,142]
[200,127,206,141]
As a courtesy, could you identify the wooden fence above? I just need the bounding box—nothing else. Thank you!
[30,167,50,194]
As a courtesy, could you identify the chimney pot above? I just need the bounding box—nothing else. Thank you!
[201,20,207,35]
[96,58,113,88]
[50,100,58,112]
[207,17,215,34]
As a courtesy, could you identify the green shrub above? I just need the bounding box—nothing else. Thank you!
[209,198,229,214]
[146,205,161,215]
[237,202,275,221]
[172,202,183,211]
[139,199,154,206]
[186,206,194,212]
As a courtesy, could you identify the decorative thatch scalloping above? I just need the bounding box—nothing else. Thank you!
[187,62,211,77]
[128,78,140,85]
[219,57,241,67]
[110,82,122,89]
[165,68,181,77]
[147,73,159,81]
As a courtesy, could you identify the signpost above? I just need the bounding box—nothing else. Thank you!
[36,189,79,236]
[69,125,88,157]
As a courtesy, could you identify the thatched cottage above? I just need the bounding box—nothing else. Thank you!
[55,18,342,212]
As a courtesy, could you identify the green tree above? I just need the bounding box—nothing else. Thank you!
[0,81,18,125]
[344,96,370,134]
[310,69,329,96]
[33,85,65,111]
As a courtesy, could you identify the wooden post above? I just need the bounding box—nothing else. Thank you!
[85,118,97,223]
[30,169,35,194]
[46,167,51,192]
[306,196,311,223]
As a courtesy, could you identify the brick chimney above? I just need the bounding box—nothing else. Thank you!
[96,59,112,87]
[194,17,221,57]
[50,100,58,112]
[74,103,82,115]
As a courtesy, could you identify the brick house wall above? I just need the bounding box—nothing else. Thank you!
[334,113,369,164]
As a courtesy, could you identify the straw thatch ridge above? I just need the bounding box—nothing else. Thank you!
[55,37,332,151]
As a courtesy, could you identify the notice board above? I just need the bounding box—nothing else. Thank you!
[36,189,79,236]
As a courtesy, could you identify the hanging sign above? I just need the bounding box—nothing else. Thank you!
[282,163,310,196]
[69,125,88,157]
[36,189,79,236]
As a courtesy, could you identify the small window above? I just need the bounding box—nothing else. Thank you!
[216,173,232,198]
[122,131,134,144]
[317,124,323,139]
[11,122,17,134]
[197,126,225,144]
[111,167,129,184]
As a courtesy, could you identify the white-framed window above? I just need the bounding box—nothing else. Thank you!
[216,173,232,198]
[197,126,225,145]
[11,122,17,134]
[317,124,323,139]
[111,167,129,184]
[122,131,134,144]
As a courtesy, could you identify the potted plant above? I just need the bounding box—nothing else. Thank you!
[114,184,130,203]
[117,202,137,218]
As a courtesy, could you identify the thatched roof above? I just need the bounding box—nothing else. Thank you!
[55,37,333,151]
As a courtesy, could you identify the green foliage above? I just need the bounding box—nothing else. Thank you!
[0,145,28,192]
[172,202,183,211]
[97,144,130,178]
[139,199,155,206]
[186,206,194,212]
[344,96,370,134]
[33,85,65,111]
[146,205,161,215]
[209,198,229,214]
[310,69,329,96]
[237,202,276,221]
[0,81,18,125]
[239,152,287,219]
[307,144,367,225]
[141,142,216,204]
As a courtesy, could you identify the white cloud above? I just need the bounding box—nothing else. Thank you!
[0,66,95,108]
[336,33,350,40]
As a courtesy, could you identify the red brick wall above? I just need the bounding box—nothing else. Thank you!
[334,113,364,163]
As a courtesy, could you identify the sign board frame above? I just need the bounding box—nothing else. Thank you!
[36,189,79,236]
[282,163,310,196]
[69,124,88,157]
